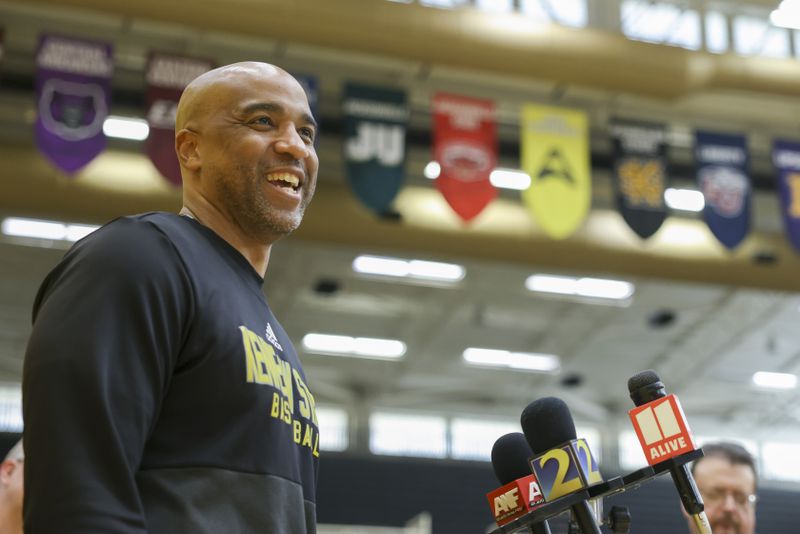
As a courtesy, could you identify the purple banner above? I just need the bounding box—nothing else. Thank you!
[695,131,751,249]
[145,53,213,186]
[35,34,113,175]
[773,140,800,253]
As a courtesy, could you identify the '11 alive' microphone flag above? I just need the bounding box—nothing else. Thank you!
[628,370,712,534]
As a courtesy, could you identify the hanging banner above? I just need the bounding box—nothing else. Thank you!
[610,120,668,239]
[35,34,113,175]
[432,93,497,222]
[520,104,591,239]
[695,131,751,249]
[773,139,800,253]
[342,83,408,214]
[294,74,320,149]
[145,53,213,186]
[294,74,319,127]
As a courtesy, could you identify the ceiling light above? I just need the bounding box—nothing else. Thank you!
[463,347,560,373]
[664,188,705,212]
[752,371,798,390]
[302,333,406,360]
[490,168,531,190]
[353,255,465,282]
[771,1,800,30]
[424,161,441,179]
[103,115,150,141]
[525,274,635,301]
[423,161,532,190]
[1,217,100,242]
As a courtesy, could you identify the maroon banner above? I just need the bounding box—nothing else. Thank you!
[433,93,497,222]
[35,34,113,175]
[145,53,214,186]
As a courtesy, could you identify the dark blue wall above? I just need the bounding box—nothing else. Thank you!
[317,452,800,534]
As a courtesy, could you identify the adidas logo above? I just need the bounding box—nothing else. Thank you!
[265,322,283,351]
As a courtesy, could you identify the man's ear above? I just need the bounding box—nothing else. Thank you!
[176,129,201,172]
[0,460,13,485]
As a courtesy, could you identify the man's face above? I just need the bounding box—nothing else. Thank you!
[692,457,756,534]
[196,68,319,243]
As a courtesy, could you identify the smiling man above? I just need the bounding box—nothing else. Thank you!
[23,62,321,533]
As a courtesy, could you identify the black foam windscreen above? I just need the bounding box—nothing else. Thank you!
[491,432,533,485]
[627,369,661,393]
[520,397,576,454]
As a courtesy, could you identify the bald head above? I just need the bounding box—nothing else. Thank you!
[175,61,295,132]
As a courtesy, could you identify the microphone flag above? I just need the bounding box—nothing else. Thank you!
[695,130,751,249]
[486,474,545,526]
[34,33,113,175]
[529,438,603,502]
[432,92,497,222]
[145,52,214,186]
[610,119,668,239]
[773,139,800,252]
[628,393,696,465]
[342,82,408,215]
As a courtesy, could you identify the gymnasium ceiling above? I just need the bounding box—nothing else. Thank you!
[1,0,799,442]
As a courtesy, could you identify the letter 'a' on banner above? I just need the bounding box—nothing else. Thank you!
[432,93,497,222]
[773,139,800,253]
[520,104,591,239]
[35,34,113,175]
[695,131,751,249]
[145,53,214,186]
[610,119,668,239]
[342,83,408,215]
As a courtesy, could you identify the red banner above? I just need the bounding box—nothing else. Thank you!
[433,93,497,222]
[145,53,214,186]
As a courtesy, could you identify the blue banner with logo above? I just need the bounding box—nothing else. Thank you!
[773,140,800,253]
[342,83,408,214]
[611,119,668,239]
[294,73,319,145]
[695,131,751,249]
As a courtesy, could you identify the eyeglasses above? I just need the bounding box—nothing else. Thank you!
[703,488,757,509]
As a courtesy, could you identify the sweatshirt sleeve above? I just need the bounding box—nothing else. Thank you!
[22,217,194,533]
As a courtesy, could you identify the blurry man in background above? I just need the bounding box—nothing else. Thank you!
[688,442,757,534]
[0,440,23,534]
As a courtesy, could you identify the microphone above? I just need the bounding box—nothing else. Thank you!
[521,397,602,534]
[488,433,551,534]
[627,370,712,534]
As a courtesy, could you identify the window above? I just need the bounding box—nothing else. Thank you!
[621,1,701,50]
[618,430,648,470]
[733,15,790,58]
[762,442,800,482]
[370,412,447,458]
[476,0,514,14]
[450,418,519,461]
[317,406,349,452]
[520,0,587,27]
[705,10,729,53]
[0,386,21,432]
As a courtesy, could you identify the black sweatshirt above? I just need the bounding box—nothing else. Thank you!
[22,213,319,533]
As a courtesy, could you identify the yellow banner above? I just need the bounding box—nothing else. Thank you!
[520,104,591,239]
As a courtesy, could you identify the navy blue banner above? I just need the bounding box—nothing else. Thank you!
[695,131,750,249]
[293,73,319,145]
[773,140,800,253]
[342,83,408,214]
[611,120,668,239]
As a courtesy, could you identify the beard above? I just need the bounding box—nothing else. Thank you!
[211,159,316,242]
